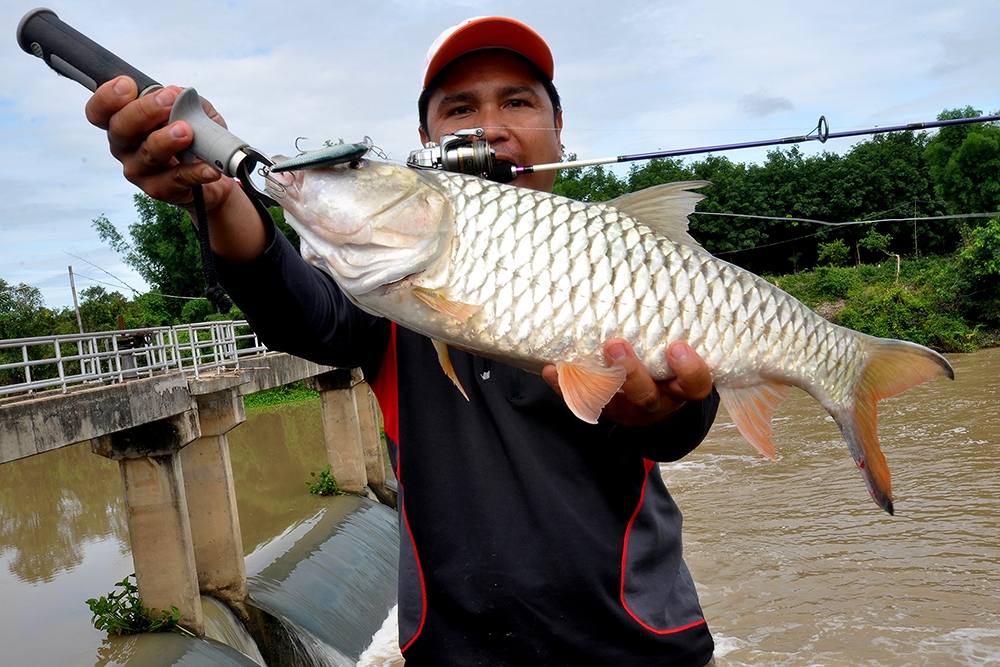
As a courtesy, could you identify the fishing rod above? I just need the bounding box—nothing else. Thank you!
[510,114,1000,178]
[407,114,1000,183]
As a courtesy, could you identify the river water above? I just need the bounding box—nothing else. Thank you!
[671,346,1000,665]
[0,348,997,665]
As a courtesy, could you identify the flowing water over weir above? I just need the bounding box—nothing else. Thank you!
[0,349,997,664]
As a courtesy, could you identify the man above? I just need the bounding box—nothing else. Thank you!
[86,16,719,665]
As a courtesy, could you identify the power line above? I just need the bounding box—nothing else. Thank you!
[64,252,140,294]
[692,211,1000,227]
[63,252,200,301]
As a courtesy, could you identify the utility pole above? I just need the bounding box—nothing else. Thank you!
[68,265,84,334]
[68,265,88,377]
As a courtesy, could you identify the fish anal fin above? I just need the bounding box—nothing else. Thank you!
[431,339,469,401]
[835,338,954,515]
[717,382,791,461]
[412,287,481,322]
[556,361,627,424]
[607,181,710,247]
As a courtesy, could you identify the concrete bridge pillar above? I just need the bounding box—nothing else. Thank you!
[307,368,369,495]
[92,411,204,635]
[353,381,396,507]
[181,383,247,612]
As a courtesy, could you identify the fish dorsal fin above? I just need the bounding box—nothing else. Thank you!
[607,181,709,247]
[716,381,791,460]
[556,361,627,424]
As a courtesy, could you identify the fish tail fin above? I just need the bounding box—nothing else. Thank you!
[833,338,954,515]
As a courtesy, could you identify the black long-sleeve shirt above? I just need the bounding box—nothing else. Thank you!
[219,225,719,666]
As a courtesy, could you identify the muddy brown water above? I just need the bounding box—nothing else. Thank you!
[0,348,997,665]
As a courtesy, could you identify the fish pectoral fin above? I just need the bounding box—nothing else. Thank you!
[556,361,628,424]
[717,382,791,461]
[431,339,469,401]
[412,287,481,323]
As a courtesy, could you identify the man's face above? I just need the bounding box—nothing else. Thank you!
[420,50,564,193]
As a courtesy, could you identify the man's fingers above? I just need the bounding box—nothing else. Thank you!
[106,85,182,152]
[130,122,194,173]
[665,341,712,400]
[85,76,137,129]
[605,339,661,412]
[541,364,561,396]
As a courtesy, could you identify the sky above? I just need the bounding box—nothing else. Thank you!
[2,0,999,308]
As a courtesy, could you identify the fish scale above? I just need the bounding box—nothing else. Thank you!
[269,160,954,513]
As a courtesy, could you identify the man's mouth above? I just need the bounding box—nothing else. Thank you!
[488,158,517,184]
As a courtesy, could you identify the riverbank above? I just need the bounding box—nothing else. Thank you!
[768,254,997,352]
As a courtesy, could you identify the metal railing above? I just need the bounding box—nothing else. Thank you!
[0,320,267,398]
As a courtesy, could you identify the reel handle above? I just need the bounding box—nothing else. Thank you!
[17,7,160,95]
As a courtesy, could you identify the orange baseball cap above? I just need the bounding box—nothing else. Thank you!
[423,16,554,88]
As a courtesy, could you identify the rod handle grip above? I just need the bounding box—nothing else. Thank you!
[17,7,160,95]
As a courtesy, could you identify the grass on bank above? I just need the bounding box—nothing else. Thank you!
[243,381,320,410]
[769,253,996,352]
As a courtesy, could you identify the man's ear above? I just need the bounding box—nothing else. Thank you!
[419,125,431,145]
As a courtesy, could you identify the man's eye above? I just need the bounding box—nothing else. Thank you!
[448,106,473,116]
[506,99,528,108]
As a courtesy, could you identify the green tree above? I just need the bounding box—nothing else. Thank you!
[0,279,54,339]
[925,107,1000,215]
[94,196,300,320]
[553,157,626,201]
[78,286,130,332]
[93,195,204,317]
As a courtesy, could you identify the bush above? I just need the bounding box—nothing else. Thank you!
[307,465,341,496]
[817,239,851,267]
[86,574,192,636]
[180,298,214,323]
[836,283,975,352]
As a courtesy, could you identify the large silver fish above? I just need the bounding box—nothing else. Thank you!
[267,160,954,514]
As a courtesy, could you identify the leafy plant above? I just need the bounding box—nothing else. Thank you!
[817,239,851,267]
[85,574,193,636]
[307,465,341,496]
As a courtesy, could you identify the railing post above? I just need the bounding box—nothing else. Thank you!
[92,411,204,635]
[21,345,31,386]
[54,340,66,393]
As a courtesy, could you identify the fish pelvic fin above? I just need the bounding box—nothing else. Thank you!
[556,361,627,424]
[431,339,469,401]
[834,338,955,515]
[717,382,791,461]
[412,287,481,322]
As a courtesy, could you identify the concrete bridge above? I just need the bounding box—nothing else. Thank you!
[0,321,393,635]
